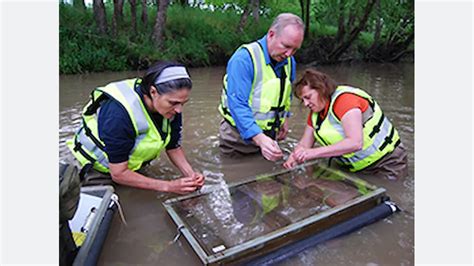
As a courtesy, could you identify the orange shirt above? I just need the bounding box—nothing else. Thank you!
[307,93,369,127]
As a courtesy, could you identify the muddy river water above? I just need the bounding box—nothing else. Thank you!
[59,62,414,265]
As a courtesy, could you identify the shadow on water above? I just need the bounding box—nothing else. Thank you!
[59,62,414,265]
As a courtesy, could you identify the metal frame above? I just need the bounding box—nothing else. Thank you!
[73,185,115,266]
[163,162,386,265]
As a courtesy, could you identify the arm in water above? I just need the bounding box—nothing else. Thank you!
[166,147,205,187]
[109,147,204,194]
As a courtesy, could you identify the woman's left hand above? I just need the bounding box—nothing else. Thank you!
[191,172,205,188]
[283,153,298,169]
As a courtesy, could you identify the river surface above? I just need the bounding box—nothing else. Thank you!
[59,62,414,266]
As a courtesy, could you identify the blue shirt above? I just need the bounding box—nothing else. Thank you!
[98,84,182,164]
[225,35,297,141]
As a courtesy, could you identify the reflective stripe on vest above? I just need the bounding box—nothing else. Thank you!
[218,41,292,131]
[67,79,170,173]
[312,86,400,171]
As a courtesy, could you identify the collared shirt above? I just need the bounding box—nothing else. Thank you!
[226,35,297,141]
[98,84,182,163]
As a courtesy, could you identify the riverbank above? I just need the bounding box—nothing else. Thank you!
[60,3,413,74]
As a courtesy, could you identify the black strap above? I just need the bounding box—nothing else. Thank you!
[79,163,93,181]
[327,157,334,168]
[73,137,96,165]
[72,135,96,182]
[369,113,385,138]
[267,67,287,139]
[82,91,108,151]
[221,105,231,116]
[379,126,396,151]
[84,93,108,116]
[313,115,330,146]
[81,117,106,151]
[368,97,376,110]
[221,112,235,127]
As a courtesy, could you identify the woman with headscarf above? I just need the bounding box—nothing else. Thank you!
[67,61,204,194]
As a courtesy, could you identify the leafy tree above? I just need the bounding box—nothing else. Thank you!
[365,0,414,61]
[328,0,377,62]
[73,0,86,10]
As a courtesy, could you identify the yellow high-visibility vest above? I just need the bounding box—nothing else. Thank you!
[312,86,400,172]
[218,42,292,133]
[67,78,170,173]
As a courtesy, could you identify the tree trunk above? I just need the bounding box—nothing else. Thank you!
[329,0,376,61]
[252,0,259,24]
[298,0,304,21]
[130,0,137,35]
[152,0,170,48]
[304,0,310,37]
[141,0,148,28]
[237,0,251,33]
[93,0,107,35]
[73,0,86,10]
[116,0,124,20]
[112,0,124,36]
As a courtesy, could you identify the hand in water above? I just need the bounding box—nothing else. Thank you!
[253,133,283,161]
[293,147,313,164]
[283,153,298,169]
[167,175,204,194]
[283,145,305,169]
[192,172,205,189]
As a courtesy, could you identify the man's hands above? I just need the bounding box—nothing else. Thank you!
[252,133,283,161]
[166,172,205,195]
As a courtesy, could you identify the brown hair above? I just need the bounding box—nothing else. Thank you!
[293,68,337,103]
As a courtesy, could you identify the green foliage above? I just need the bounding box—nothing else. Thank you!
[60,3,272,73]
[262,0,300,18]
[59,0,413,74]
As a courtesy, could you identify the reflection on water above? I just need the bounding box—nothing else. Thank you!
[168,163,373,261]
[59,62,414,265]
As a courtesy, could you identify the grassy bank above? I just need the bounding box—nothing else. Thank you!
[60,4,271,74]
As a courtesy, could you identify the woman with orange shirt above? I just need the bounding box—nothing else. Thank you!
[283,69,407,180]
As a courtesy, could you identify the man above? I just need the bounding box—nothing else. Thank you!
[218,13,305,161]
